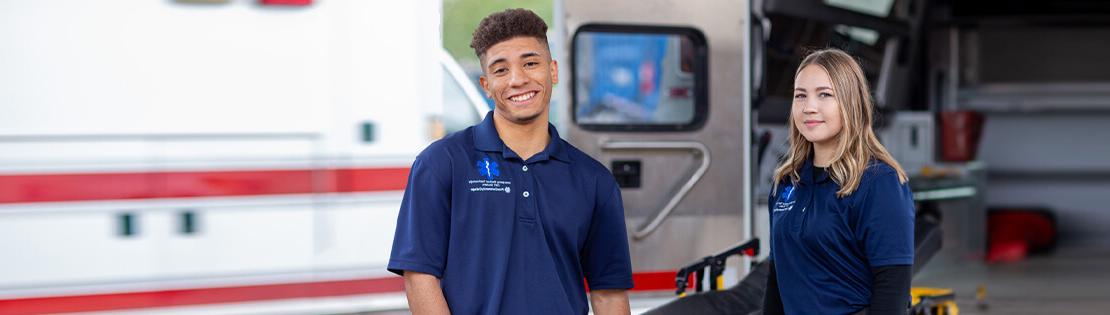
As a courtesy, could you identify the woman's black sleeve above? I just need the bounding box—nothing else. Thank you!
[763,261,785,315]
[869,264,912,315]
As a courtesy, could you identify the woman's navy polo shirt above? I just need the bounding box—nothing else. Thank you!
[769,159,914,315]
[388,112,634,315]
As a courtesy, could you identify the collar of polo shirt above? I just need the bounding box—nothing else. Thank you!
[798,155,834,186]
[473,111,571,163]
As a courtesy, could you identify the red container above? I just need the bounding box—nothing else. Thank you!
[939,110,984,162]
[987,208,1057,263]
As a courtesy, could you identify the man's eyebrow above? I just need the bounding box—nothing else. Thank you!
[486,51,544,69]
[486,57,507,68]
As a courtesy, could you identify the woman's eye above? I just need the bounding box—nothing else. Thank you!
[794,94,806,99]
[819,92,833,98]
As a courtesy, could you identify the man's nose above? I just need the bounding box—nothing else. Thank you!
[509,67,528,87]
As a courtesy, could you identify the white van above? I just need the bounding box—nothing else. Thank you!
[0,1,486,313]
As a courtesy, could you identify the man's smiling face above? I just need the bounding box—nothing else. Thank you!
[479,36,559,125]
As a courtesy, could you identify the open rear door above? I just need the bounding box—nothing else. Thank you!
[564,0,756,285]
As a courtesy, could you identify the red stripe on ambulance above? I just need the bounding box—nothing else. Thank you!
[0,167,411,204]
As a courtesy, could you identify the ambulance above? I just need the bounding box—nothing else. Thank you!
[0,0,487,313]
[6,0,1109,313]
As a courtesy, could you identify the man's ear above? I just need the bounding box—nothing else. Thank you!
[550,59,559,85]
[479,75,491,98]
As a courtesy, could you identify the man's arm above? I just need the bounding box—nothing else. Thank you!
[388,149,453,313]
[590,289,630,315]
[583,177,633,315]
[403,271,450,315]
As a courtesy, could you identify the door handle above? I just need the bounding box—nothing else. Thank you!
[601,141,710,240]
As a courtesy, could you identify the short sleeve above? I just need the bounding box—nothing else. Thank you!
[581,176,634,290]
[387,148,452,277]
[854,170,915,267]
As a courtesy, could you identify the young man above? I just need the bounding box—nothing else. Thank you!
[387,8,633,315]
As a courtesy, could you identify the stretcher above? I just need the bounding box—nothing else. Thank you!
[643,216,953,315]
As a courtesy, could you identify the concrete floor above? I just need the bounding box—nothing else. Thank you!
[913,246,1110,315]
[348,247,1110,315]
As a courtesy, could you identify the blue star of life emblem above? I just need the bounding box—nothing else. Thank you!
[476,157,500,180]
[781,185,795,201]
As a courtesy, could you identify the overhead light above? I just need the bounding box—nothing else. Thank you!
[260,0,313,6]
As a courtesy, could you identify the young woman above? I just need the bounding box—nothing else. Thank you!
[763,49,914,315]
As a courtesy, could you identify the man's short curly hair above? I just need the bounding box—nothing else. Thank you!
[470,8,549,60]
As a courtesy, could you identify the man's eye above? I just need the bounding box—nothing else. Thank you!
[525,62,539,67]
[493,68,507,74]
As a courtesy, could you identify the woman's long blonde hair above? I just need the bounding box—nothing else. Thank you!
[772,48,907,198]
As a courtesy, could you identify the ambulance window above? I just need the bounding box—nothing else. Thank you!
[442,67,482,134]
[572,25,708,132]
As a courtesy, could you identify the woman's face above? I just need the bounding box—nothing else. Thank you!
[792,64,843,147]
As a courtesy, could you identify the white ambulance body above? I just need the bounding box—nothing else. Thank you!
[0,0,486,313]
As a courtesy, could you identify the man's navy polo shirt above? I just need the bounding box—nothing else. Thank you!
[769,158,914,315]
[388,112,634,315]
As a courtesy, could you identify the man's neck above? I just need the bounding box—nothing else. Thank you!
[492,112,550,161]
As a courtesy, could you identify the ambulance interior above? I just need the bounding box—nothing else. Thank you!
[568,0,1110,314]
[643,0,1110,313]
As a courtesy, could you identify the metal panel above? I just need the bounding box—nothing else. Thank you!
[564,0,752,274]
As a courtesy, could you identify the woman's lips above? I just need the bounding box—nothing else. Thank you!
[804,120,824,128]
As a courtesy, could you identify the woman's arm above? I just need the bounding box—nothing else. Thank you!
[868,264,912,315]
[763,261,785,315]
[853,169,915,314]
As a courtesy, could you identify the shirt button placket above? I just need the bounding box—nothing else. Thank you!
[522,165,533,199]
[520,163,537,220]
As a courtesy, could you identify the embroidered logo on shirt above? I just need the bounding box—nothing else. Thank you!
[476,157,500,180]
[773,185,796,212]
[469,156,512,193]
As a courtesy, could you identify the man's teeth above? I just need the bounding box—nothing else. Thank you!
[510,92,537,102]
